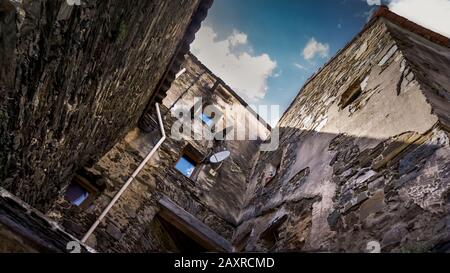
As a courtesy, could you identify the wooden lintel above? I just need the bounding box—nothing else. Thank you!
[158,196,233,252]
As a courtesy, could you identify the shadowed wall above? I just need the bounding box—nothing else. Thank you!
[0,0,203,210]
[234,15,450,253]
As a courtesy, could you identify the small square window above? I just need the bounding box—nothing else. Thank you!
[64,175,98,208]
[201,113,214,127]
[65,182,90,206]
[190,101,222,128]
[175,144,204,179]
[175,154,198,178]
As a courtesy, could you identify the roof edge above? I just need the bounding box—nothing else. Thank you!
[372,5,449,48]
[141,0,214,118]
[279,5,449,126]
[187,52,272,131]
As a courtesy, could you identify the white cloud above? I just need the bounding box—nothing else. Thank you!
[273,71,282,78]
[366,0,381,5]
[191,26,277,101]
[229,30,247,46]
[302,38,330,60]
[293,62,307,70]
[388,0,450,38]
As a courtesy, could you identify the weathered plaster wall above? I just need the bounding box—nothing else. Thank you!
[235,18,450,253]
[385,20,450,130]
[0,0,202,210]
[48,54,269,252]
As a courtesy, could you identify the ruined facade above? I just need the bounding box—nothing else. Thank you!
[0,4,449,253]
[47,53,270,252]
[234,7,450,253]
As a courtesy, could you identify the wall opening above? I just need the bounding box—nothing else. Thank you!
[158,196,233,252]
[339,80,363,110]
[175,154,198,178]
[65,182,88,206]
[260,214,287,250]
[64,175,99,208]
[174,144,204,179]
[262,151,283,187]
[201,112,214,127]
[190,99,223,130]
[157,215,208,253]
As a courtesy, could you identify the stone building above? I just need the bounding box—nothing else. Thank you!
[0,0,212,211]
[234,7,450,253]
[0,3,449,253]
[48,53,270,252]
[0,0,214,252]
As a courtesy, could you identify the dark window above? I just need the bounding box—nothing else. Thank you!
[260,215,288,250]
[65,181,89,206]
[64,175,99,208]
[157,215,208,253]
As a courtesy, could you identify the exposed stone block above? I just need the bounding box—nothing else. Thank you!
[359,190,385,220]
[106,223,123,241]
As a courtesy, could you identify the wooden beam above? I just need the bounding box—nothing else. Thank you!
[158,196,233,252]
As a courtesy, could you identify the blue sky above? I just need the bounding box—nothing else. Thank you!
[191,0,450,125]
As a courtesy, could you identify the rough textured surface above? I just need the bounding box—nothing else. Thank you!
[1,4,448,253]
[48,54,270,252]
[0,0,202,210]
[385,20,450,130]
[234,16,450,253]
[0,188,92,253]
[160,54,270,223]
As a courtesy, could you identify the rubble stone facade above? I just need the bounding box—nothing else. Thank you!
[48,54,270,252]
[234,11,450,253]
[1,4,449,253]
[0,0,205,211]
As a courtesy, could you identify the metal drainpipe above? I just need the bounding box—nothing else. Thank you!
[81,103,166,243]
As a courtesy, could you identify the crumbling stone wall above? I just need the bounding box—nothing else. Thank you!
[48,54,270,252]
[235,18,450,253]
[49,104,238,252]
[160,54,270,224]
[385,20,450,131]
[0,0,202,211]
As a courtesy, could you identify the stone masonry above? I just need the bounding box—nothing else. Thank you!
[0,5,449,253]
[48,53,270,252]
[0,0,205,211]
[234,7,450,253]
